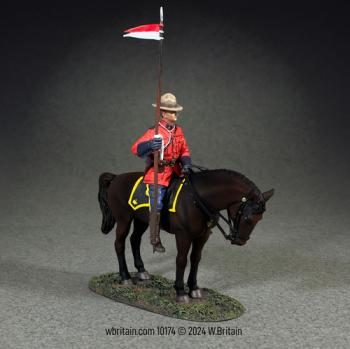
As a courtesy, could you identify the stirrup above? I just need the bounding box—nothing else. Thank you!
[153,241,165,253]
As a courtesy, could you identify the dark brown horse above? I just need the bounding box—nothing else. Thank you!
[98,169,274,303]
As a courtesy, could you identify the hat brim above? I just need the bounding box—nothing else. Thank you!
[152,103,183,111]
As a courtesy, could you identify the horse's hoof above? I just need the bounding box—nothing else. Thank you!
[137,271,151,281]
[189,288,203,299]
[176,294,190,303]
[153,243,166,253]
[121,278,133,286]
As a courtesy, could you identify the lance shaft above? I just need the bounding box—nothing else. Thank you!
[152,21,163,217]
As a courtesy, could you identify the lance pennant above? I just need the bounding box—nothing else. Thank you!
[122,6,165,221]
[123,24,164,41]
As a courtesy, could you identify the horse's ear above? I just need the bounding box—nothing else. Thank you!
[262,189,274,202]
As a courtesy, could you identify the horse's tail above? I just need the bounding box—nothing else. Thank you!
[98,172,116,234]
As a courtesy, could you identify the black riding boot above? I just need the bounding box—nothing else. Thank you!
[150,211,165,253]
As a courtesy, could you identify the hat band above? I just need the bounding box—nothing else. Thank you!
[162,103,177,108]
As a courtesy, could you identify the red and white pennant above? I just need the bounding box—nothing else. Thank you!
[123,24,164,41]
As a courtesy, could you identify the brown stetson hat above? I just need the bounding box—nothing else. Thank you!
[152,92,183,111]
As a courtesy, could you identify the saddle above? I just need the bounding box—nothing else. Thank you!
[128,176,185,213]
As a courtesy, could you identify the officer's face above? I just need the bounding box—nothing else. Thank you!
[162,110,177,123]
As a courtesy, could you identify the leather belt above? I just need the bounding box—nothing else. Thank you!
[159,159,176,167]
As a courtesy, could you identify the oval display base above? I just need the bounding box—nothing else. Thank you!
[89,272,245,322]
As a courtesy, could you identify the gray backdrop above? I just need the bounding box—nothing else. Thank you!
[1,3,350,348]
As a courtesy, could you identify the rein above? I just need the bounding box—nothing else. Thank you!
[184,165,249,244]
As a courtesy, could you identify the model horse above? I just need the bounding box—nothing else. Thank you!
[98,169,274,303]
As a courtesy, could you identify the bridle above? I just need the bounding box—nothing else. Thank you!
[219,197,266,243]
[184,168,265,244]
[218,200,249,244]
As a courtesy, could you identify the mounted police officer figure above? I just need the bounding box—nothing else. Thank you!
[131,93,192,253]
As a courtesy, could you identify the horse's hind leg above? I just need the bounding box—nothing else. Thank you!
[187,229,211,299]
[130,217,150,281]
[115,219,133,284]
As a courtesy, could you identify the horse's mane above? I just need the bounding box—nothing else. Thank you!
[193,169,261,198]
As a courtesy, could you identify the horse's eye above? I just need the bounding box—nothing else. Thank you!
[256,203,265,213]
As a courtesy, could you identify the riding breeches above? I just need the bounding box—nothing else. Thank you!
[148,185,167,212]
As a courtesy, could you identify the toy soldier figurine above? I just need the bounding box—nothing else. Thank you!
[131,93,192,253]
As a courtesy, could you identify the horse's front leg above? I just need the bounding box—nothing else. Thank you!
[115,219,132,285]
[174,232,192,303]
[187,229,211,299]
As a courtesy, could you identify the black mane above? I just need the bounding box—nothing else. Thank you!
[193,168,261,199]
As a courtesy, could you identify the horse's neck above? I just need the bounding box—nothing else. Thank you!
[193,171,250,210]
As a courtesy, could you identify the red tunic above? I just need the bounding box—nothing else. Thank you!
[131,119,190,187]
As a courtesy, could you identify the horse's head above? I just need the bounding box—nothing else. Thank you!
[228,189,274,246]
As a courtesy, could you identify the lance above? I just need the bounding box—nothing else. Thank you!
[153,7,164,222]
[123,7,165,220]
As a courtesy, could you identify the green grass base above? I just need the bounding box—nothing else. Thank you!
[89,272,245,322]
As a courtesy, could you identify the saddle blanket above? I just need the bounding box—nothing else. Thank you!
[128,176,185,212]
